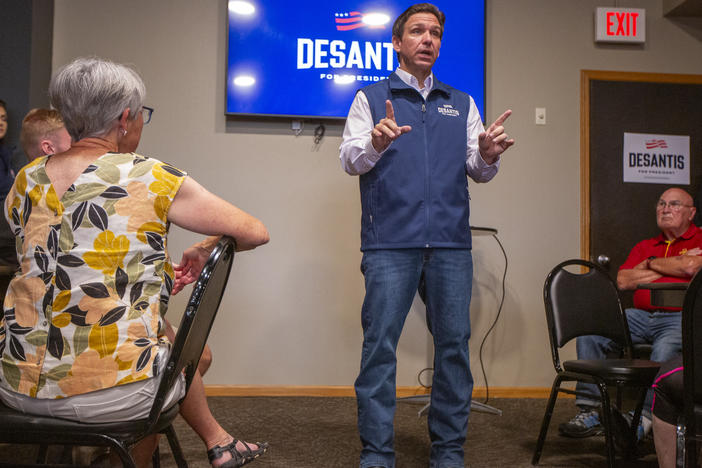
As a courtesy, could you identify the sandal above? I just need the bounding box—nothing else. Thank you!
[207,439,269,467]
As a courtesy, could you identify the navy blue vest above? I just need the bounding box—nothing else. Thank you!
[358,72,472,251]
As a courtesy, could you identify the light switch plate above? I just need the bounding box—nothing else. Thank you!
[535,108,546,125]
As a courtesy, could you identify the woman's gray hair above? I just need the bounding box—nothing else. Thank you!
[49,57,146,141]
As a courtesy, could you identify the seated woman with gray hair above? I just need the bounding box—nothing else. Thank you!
[0,56,270,467]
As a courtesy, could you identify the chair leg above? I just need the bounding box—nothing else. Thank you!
[35,444,49,463]
[615,383,623,411]
[624,386,649,458]
[596,381,617,468]
[676,421,685,468]
[152,445,161,468]
[102,437,137,468]
[531,376,563,465]
[163,424,188,468]
[60,445,72,463]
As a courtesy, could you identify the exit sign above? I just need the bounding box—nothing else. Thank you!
[595,7,646,43]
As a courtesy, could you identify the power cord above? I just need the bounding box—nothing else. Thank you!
[418,367,433,389]
[309,123,325,151]
[478,232,508,404]
[313,123,325,144]
[414,232,508,405]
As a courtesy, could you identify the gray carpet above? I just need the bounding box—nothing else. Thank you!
[0,397,659,467]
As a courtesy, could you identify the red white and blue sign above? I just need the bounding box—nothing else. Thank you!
[226,1,486,119]
[623,132,690,185]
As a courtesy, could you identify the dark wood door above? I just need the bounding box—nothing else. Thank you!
[582,71,702,275]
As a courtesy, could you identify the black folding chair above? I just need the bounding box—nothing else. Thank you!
[677,271,702,467]
[0,236,236,467]
[532,259,661,467]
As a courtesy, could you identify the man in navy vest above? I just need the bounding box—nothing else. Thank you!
[340,4,515,468]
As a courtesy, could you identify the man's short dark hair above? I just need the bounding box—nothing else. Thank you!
[392,3,445,40]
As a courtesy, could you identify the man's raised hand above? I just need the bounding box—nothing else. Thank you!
[371,100,412,153]
[479,109,515,164]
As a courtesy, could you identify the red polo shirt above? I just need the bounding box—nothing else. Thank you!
[619,224,702,311]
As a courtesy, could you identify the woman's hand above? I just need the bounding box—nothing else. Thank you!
[171,237,219,295]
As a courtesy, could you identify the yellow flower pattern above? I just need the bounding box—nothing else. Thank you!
[0,153,186,399]
[83,231,130,275]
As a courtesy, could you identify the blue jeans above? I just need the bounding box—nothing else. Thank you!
[355,249,473,468]
[575,308,682,418]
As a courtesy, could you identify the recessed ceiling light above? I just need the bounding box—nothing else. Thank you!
[233,75,256,87]
[229,1,255,15]
[362,13,390,26]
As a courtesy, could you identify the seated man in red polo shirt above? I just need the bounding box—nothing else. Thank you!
[559,187,702,441]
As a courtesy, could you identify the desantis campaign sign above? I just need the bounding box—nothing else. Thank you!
[226,0,485,119]
[623,132,690,185]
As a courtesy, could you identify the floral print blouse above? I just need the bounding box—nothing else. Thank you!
[0,153,186,399]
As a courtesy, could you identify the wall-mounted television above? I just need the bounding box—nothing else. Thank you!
[226,0,485,119]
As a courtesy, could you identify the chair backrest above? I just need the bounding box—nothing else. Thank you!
[544,259,634,370]
[682,270,702,438]
[147,236,236,424]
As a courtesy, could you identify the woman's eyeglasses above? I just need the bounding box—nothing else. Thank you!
[141,106,154,125]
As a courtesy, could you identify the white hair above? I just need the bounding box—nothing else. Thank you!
[49,57,146,141]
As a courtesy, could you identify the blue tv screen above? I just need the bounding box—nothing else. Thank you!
[226,0,485,119]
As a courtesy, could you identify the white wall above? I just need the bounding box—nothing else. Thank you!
[52,0,702,388]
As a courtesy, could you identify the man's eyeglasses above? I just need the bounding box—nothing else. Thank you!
[656,200,693,211]
[141,106,154,125]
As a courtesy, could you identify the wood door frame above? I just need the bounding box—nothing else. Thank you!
[580,70,702,260]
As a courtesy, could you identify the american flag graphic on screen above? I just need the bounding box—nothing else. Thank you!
[335,12,386,30]
[646,139,668,149]
[335,12,365,30]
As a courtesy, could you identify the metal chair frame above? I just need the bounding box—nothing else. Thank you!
[676,271,702,467]
[0,236,236,467]
[532,259,661,467]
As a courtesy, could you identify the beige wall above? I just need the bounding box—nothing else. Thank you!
[52,0,702,389]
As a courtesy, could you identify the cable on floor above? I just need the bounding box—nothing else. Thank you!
[478,232,508,404]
